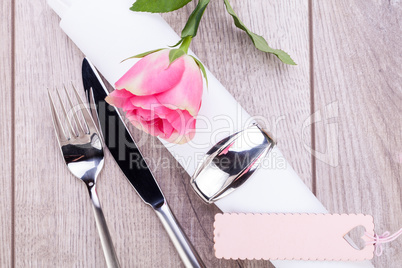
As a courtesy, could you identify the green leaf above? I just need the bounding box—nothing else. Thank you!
[169,38,184,48]
[190,56,208,88]
[168,49,186,66]
[130,0,193,13]
[181,0,211,38]
[223,0,296,65]
[121,48,164,62]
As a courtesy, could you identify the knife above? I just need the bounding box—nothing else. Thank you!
[82,58,205,268]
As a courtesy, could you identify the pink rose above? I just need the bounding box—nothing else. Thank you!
[106,49,203,144]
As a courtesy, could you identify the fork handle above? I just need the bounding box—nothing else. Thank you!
[89,186,121,268]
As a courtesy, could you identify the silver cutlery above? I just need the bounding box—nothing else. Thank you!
[48,85,120,268]
[82,58,205,268]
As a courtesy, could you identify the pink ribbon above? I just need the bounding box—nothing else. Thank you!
[365,228,402,256]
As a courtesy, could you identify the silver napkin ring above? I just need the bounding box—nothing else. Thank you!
[190,124,276,204]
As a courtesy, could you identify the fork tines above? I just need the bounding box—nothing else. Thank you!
[48,85,97,143]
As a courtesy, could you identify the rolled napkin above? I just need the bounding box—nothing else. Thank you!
[48,0,374,267]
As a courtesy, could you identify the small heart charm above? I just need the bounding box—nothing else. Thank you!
[344,225,367,250]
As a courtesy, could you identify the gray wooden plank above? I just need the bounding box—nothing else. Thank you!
[13,0,310,267]
[13,1,198,267]
[313,1,402,267]
[162,0,310,267]
[13,2,105,267]
[0,0,12,267]
[163,0,313,187]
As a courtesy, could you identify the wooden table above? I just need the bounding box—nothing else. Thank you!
[1,0,401,267]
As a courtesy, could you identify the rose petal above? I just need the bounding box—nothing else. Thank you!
[105,88,134,108]
[161,119,175,138]
[109,50,203,145]
[122,98,136,112]
[164,109,194,134]
[129,94,161,109]
[155,55,203,116]
[128,112,163,137]
[115,49,185,96]
[165,128,196,144]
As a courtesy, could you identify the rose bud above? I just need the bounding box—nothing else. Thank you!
[106,49,204,144]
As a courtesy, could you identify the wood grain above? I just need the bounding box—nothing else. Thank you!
[1,0,399,267]
[11,0,310,267]
[312,1,402,267]
[13,2,105,267]
[0,0,12,267]
[161,1,310,267]
[13,1,221,267]
[163,0,313,187]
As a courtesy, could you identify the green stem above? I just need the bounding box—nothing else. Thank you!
[179,36,192,53]
[181,0,210,39]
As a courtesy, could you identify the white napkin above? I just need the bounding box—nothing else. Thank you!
[48,0,374,267]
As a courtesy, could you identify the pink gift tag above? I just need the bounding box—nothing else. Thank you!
[214,213,376,261]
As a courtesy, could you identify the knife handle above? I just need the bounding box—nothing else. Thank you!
[154,202,206,268]
[89,186,121,268]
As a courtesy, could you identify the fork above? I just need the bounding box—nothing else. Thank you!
[48,85,120,268]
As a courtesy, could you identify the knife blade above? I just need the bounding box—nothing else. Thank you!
[82,58,205,268]
[82,59,164,208]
